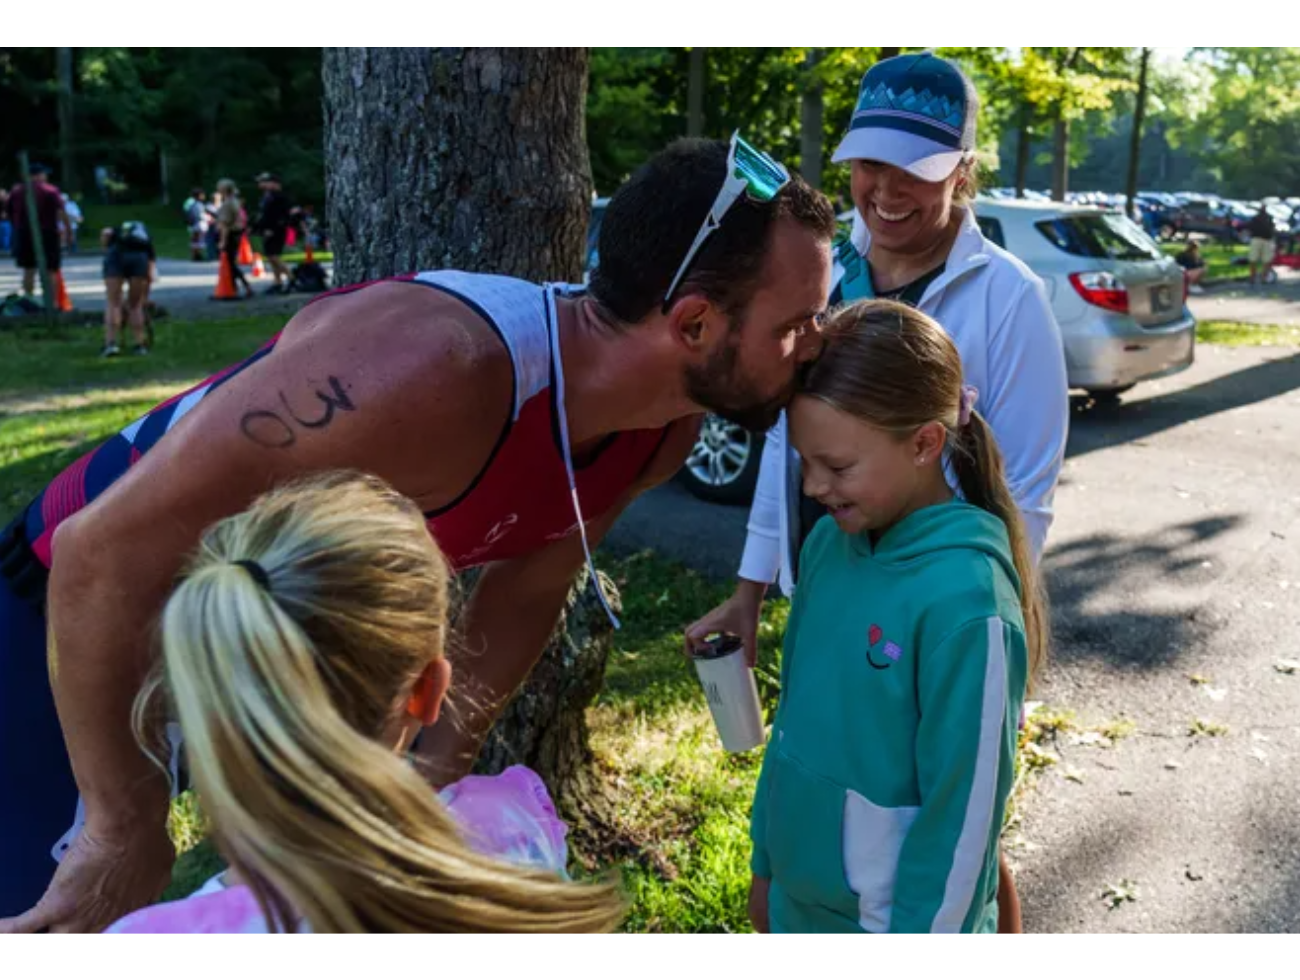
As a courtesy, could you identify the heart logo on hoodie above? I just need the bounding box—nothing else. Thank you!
[869,624,883,647]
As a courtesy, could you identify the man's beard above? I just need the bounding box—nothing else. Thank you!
[683,336,793,433]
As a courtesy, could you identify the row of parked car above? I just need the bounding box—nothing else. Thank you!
[987,188,1300,245]
[586,194,1204,504]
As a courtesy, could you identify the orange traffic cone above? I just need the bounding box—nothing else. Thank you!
[54,271,74,312]
[304,244,315,264]
[251,253,265,279]
[212,253,238,300]
[238,234,254,266]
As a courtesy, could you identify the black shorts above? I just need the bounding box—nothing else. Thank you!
[14,230,61,273]
[103,247,150,281]
[261,230,287,258]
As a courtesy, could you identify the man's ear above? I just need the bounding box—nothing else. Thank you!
[665,294,717,355]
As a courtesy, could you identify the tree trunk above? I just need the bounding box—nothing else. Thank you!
[471,567,620,813]
[1125,47,1151,219]
[687,48,705,138]
[1014,105,1032,199]
[57,47,76,193]
[322,48,593,287]
[1051,115,1070,201]
[799,49,824,190]
[322,47,607,811]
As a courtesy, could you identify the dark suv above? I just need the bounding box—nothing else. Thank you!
[1170,200,1250,244]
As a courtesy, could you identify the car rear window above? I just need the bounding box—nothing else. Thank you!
[1035,214,1163,261]
[976,216,1006,249]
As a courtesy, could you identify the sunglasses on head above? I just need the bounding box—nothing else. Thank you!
[661,131,791,312]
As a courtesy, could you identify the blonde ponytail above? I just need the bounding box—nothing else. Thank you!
[138,471,622,933]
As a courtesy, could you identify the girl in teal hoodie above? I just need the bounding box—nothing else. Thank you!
[749,300,1047,934]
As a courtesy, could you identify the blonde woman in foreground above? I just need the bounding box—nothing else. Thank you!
[108,471,622,933]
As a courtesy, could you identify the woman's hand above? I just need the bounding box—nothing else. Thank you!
[748,875,771,933]
[684,579,767,668]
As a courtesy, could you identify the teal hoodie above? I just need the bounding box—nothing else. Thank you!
[750,501,1028,934]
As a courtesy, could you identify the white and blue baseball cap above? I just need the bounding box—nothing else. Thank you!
[831,52,979,182]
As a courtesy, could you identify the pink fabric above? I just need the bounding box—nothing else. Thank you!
[106,767,568,934]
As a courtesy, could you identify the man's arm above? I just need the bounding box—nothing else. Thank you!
[18,283,510,932]
[417,416,701,784]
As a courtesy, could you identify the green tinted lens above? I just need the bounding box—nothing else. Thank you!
[732,135,790,202]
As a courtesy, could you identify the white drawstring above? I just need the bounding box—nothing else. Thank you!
[544,285,621,630]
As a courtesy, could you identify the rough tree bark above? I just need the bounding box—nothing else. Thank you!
[322,48,592,287]
[469,567,620,814]
[322,48,611,808]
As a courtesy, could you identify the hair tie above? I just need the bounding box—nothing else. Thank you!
[232,559,271,591]
[958,385,980,427]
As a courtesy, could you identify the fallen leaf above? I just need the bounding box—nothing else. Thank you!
[1102,880,1139,909]
[1071,731,1112,748]
[1189,718,1229,737]
[1189,674,1211,686]
[1275,660,1299,675]
[1164,761,1181,770]
[1063,766,1085,784]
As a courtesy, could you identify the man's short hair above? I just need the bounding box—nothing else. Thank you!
[589,138,836,326]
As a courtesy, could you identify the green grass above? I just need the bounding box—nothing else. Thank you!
[282,250,332,265]
[1196,320,1300,347]
[80,203,193,261]
[0,314,289,524]
[587,550,789,932]
[1160,241,1250,282]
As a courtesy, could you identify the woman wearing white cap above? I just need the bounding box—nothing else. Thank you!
[686,52,1070,932]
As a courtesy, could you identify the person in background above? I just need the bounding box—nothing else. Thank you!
[253,172,293,294]
[61,194,82,254]
[0,188,11,254]
[1175,239,1207,294]
[99,220,157,358]
[183,188,209,262]
[1247,205,1277,286]
[7,163,69,299]
[215,178,253,300]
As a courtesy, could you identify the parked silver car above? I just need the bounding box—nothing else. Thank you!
[973,199,1195,401]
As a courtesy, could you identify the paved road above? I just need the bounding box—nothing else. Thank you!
[0,254,327,316]
[1188,266,1300,326]
[607,343,1300,933]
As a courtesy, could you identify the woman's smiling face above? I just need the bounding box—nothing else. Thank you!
[850,158,961,254]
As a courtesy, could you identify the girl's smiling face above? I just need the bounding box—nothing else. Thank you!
[789,393,949,537]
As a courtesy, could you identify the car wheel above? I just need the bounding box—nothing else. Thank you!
[677,413,763,505]
[1087,385,1135,405]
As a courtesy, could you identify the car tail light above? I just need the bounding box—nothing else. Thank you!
[1069,271,1129,314]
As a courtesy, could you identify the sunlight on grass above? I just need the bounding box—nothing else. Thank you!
[1197,321,1300,347]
